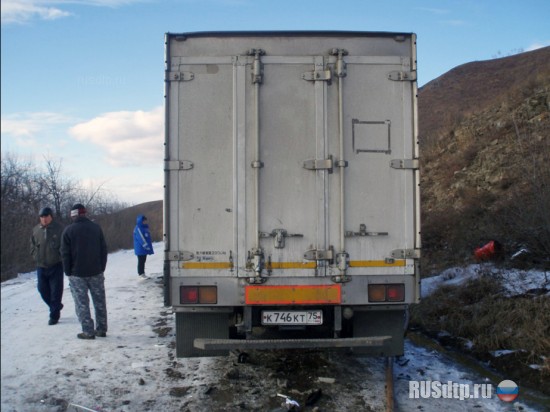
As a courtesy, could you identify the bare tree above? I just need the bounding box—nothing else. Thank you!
[40,157,81,219]
[1,153,129,281]
[1,154,44,279]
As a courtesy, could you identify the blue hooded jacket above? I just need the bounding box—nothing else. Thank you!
[134,215,154,256]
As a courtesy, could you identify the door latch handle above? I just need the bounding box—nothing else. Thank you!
[259,229,303,249]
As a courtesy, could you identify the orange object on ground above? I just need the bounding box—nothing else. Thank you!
[474,240,501,261]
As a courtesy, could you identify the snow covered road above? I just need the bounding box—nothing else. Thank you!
[1,244,544,411]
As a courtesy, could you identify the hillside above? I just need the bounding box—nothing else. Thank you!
[95,200,163,252]
[418,47,550,273]
[420,47,550,140]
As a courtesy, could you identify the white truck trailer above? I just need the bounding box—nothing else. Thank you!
[164,31,420,357]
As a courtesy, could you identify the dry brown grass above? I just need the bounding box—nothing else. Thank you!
[410,274,550,392]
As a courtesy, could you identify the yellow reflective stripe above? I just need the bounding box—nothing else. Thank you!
[182,262,233,269]
[268,262,317,269]
[182,261,402,269]
[349,260,406,267]
[246,284,341,304]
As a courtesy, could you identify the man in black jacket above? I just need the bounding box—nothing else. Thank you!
[61,203,108,339]
[30,207,65,325]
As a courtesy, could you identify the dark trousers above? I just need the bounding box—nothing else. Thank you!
[137,255,147,275]
[37,262,64,321]
[69,274,107,335]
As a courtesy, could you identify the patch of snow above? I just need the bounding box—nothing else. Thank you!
[491,349,518,358]
[457,337,474,350]
[499,269,550,297]
[421,265,485,297]
[421,263,549,298]
[511,248,530,260]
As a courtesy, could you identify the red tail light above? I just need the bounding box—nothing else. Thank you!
[180,286,217,304]
[368,284,405,302]
[181,287,198,303]
[386,284,405,302]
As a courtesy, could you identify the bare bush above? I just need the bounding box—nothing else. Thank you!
[1,153,129,281]
[1,154,44,279]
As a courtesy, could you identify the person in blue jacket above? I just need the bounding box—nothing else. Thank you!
[133,215,154,278]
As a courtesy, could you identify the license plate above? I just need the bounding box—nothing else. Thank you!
[261,310,323,325]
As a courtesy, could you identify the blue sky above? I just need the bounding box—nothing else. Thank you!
[2,0,549,204]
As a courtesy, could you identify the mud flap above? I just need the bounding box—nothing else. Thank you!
[352,309,406,356]
[176,312,230,357]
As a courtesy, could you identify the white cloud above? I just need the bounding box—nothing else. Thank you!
[68,106,163,167]
[1,0,142,24]
[1,0,71,23]
[1,111,73,137]
[113,177,163,204]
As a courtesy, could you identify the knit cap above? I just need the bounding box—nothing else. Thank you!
[39,207,53,217]
[70,203,87,217]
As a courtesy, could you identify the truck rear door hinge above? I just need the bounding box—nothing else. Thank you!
[388,71,417,81]
[304,248,334,261]
[166,71,195,82]
[165,251,194,261]
[164,160,194,171]
[391,249,421,259]
[246,48,265,84]
[303,155,334,173]
[390,159,419,170]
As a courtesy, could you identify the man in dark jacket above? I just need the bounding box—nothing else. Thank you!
[30,207,65,325]
[61,203,108,340]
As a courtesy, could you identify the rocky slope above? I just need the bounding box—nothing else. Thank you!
[418,47,550,272]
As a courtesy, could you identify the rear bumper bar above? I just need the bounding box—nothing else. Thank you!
[194,336,391,351]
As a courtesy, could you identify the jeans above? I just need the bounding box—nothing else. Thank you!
[37,262,64,321]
